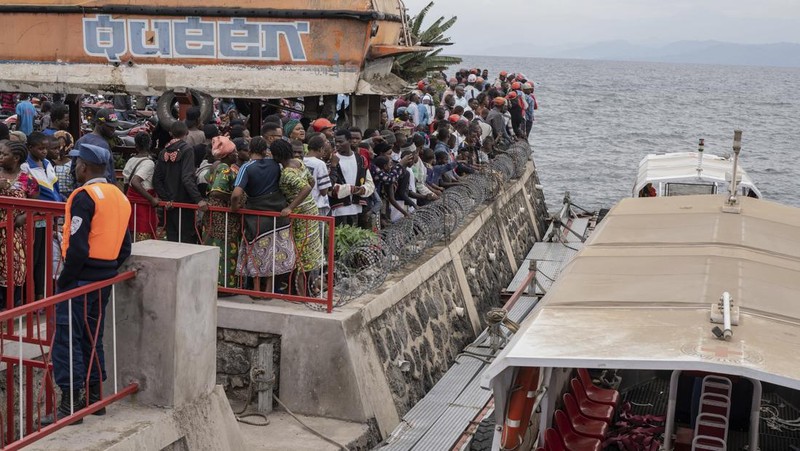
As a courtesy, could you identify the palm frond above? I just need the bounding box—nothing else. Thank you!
[392,1,461,82]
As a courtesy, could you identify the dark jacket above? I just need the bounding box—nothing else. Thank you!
[153,139,203,203]
[329,153,368,211]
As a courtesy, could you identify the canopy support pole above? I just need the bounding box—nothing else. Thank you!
[747,377,762,451]
[662,369,681,450]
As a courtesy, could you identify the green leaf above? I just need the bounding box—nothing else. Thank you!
[392,1,461,82]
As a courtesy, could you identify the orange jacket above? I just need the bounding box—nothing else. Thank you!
[62,183,131,260]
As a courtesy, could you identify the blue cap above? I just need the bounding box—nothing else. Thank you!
[68,143,111,166]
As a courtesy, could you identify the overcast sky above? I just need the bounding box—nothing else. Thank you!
[403,0,800,54]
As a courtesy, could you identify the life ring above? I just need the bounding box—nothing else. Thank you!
[156,88,213,130]
[500,367,540,450]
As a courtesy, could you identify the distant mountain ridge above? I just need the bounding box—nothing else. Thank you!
[478,40,800,68]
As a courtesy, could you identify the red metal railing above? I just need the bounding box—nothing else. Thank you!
[130,200,336,312]
[0,197,138,448]
[0,194,337,312]
[0,273,138,450]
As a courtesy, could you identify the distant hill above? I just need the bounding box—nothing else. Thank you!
[478,40,800,68]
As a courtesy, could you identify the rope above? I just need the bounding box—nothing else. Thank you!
[761,402,800,431]
[486,308,520,333]
[485,308,519,354]
[234,366,350,449]
[272,393,350,450]
[234,366,271,426]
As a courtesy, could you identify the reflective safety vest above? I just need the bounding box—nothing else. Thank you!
[62,182,131,260]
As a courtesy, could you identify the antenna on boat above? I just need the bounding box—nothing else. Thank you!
[696,138,704,177]
[723,130,743,213]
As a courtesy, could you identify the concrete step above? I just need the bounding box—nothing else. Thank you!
[237,409,375,451]
[24,386,244,451]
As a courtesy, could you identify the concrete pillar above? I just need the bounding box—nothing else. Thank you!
[351,95,383,131]
[110,240,219,408]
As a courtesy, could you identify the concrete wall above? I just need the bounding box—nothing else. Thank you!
[216,328,281,402]
[368,264,474,414]
[217,158,549,436]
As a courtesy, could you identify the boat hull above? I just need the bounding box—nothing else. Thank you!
[0,1,412,96]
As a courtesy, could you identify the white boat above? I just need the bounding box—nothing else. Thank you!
[482,133,800,451]
[633,137,762,200]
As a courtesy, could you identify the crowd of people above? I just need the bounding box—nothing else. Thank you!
[0,67,537,300]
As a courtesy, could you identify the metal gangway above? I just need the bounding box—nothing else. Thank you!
[380,194,595,450]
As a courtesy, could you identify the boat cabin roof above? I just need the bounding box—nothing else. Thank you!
[633,152,761,198]
[485,195,800,391]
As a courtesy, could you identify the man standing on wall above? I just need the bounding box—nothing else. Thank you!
[42,143,132,426]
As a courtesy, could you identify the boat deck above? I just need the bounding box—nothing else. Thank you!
[381,210,592,450]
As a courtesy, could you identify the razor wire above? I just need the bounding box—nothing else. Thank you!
[322,141,534,308]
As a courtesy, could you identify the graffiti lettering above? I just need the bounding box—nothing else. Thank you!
[83,15,310,62]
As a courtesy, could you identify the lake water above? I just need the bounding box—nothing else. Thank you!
[452,56,800,211]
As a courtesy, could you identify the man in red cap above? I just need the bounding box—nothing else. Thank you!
[487,97,511,143]
[311,118,335,141]
[506,92,525,139]
[495,71,508,89]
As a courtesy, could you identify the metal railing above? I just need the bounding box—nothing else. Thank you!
[130,201,336,312]
[0,195,137,448]
[0,273,138,450]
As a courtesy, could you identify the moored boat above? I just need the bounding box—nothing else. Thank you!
[633,136,762,200]
[482,132,800,451]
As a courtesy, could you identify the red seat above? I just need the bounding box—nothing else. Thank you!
[544,428,566,451]
[578,368,620,406]
[554,410,602,451]
[570,378,614,423]
[563,392,608,439]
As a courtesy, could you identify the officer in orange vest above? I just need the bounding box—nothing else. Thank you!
[42,143,131,426]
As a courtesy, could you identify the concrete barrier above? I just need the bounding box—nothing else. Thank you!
[29,241,245,450]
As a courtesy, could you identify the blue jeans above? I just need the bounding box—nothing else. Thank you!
[52,281,111,391]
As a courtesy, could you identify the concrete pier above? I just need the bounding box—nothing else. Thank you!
[217,159,548,440]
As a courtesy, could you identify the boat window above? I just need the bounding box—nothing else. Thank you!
[665,183,716,196]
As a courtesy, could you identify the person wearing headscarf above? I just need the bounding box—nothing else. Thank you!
[202,135,242,289]
[284,119,305,142]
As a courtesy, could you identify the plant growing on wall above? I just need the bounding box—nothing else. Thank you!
[393,1,463,82]
[331,225,379,263]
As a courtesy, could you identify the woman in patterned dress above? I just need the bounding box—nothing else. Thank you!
[270,140,324,296]
[202,136,241,289]
[0,140,39,308]
[231,137,295,294]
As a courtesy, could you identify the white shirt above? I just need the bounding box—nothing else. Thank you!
[303,156,331,210]
[333,153,361,217]
[383,99,396,121]
[454,95,469,111]
[407,102,420,125]
[122,156,155,191]
[476,119,492,142]
[464,85,479,101]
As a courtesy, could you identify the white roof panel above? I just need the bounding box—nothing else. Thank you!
[485,195,800,390]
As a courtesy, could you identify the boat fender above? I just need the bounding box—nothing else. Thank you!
[500,367,540,450]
